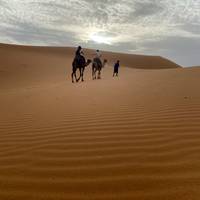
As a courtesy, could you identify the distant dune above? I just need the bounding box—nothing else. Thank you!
[0,43,181,89]
[0,43,181,70]
[188,66,200,68]
[1,43,200,200]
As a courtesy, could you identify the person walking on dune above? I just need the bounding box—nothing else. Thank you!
[113,60,120,77]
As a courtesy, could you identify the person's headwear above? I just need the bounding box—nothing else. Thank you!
[78,46,82,49]
[96,49,99,52]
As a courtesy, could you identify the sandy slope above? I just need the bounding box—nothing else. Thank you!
[1,44,200,200]
[0,43,180,89]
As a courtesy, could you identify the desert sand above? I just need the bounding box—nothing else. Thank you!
[0,43,200,200]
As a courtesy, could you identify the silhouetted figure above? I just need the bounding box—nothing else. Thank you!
[71,46,91,83]
[113,60,120,77]
[75,46,82,56]
[95,49,102,65]
[75,46,83,62]
[92,50,107,79]
[93,50,102,70]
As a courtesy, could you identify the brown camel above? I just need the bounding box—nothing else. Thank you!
[71,56,91,83]
[92,58,107,80]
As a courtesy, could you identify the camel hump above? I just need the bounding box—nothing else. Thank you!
[93,57,101,64]
[93,57,99,61]
[74,55,86,66]
[93,58,102,69]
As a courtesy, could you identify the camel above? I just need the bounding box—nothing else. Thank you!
[92,58,107,80]
[71,56,91,83]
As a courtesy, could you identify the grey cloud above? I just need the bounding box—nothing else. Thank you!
[180,23,200,35]
[133,1,163,17]
[1,20,76,46]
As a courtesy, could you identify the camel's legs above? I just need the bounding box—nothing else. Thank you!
[71,71,76,83]
[92,63,97,80]
[95,69,97,79]
[74,71,77,82]
[71,72,74,83]
[92,67,95,80]
[76,68,81,82]
[72,64,78,83]
[81,67,85,82]
[95,70,98,79]
[93,67,97,80]
[92,67,94,79]
[97,70,101,79]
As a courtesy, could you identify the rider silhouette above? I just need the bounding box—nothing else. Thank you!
[75,46,82,57]
[75,46,84,64]
[94,49,102,66]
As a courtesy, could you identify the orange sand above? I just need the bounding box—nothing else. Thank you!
[0,43,200,200]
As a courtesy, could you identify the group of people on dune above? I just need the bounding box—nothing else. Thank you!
[71,46,120,83]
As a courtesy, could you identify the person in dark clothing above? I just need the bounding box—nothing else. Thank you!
[76,46,82,56]
[113,60,120,77]
[74,46,85,65]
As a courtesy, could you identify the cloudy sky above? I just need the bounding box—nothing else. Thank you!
[0,0,200,66]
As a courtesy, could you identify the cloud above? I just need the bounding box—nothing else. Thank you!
[0,0,200,66]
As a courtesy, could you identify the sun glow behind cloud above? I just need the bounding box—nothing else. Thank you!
[89,33,112,45]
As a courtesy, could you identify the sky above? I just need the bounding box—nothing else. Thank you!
[0,0,200,66]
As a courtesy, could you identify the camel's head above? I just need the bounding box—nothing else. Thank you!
[103,59,107,63]
[103,59,107,67]
[85,59,92,66]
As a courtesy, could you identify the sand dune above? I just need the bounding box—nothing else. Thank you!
[0,43,180,89]
[1,43,200,200]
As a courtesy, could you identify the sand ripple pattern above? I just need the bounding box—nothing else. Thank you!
[1,102,200,200]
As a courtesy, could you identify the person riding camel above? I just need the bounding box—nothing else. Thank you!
[94,49,102,66]
[75,46,82,56]
[95,49,101,59]
[75,46,84,63]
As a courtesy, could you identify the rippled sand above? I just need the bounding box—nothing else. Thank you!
[0,44,200,200]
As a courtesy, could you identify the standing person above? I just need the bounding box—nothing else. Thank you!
[113,60,120,77]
